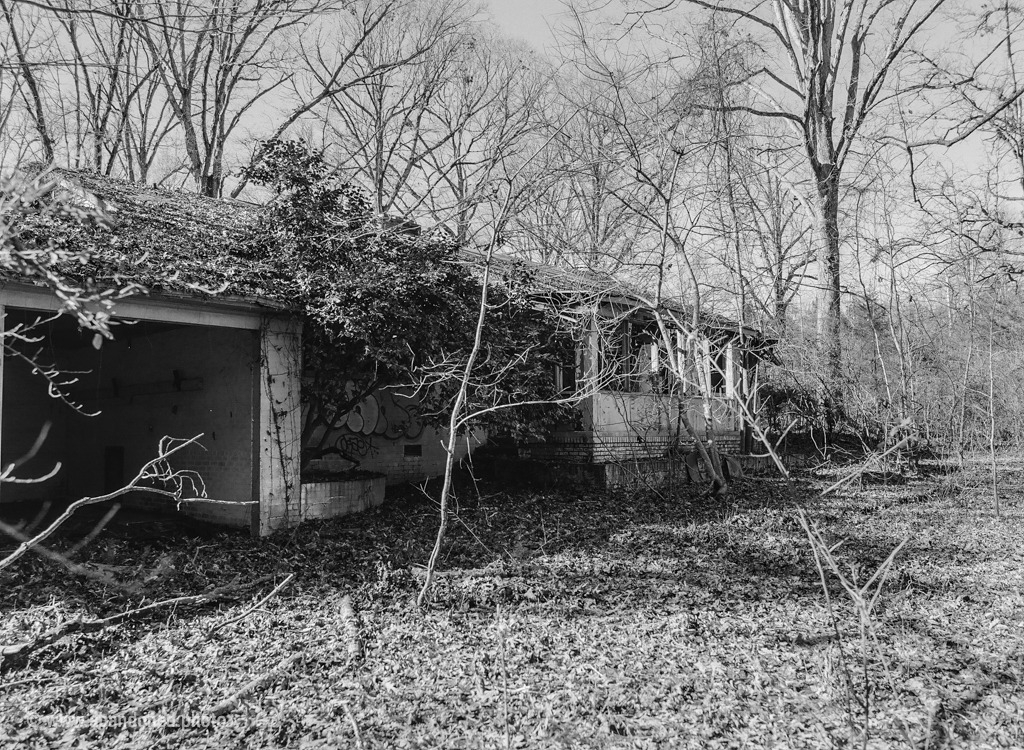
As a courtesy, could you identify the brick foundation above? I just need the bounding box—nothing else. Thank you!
[523,431,743,464]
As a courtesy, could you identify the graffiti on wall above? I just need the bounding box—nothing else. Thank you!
[334,432,373,459]
[342,390,424,441]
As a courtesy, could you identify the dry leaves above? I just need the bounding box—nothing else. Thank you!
[1,460,1022,748]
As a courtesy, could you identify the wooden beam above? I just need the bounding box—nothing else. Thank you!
[0,283,268,330]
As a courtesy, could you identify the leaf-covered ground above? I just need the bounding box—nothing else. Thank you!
[2,457,1022,749]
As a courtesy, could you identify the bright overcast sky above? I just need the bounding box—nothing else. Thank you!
[485,0,560,48]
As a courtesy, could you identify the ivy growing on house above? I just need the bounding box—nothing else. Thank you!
[243,140,577,472]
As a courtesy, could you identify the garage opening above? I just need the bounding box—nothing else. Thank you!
[0,309,260,529]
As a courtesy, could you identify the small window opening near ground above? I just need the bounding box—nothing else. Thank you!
[404,444,422,458]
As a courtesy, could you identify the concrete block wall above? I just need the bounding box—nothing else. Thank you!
[601,459,689,488]
[301,475,386,520]
[591,432,682,463]
[65,324,259,529]
[523,432,594,463]
[600,448,772,488]
[307,424,485,487]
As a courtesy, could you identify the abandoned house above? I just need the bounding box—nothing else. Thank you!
[1,170,771,536]
[452,253,771,486]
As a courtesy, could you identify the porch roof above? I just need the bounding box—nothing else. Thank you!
[459,250,768,342]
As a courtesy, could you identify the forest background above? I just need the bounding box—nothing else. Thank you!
[3,0,1024,453]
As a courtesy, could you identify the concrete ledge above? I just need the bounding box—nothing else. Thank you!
[300,475,386,520]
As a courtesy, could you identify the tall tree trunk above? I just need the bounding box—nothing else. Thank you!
[1,0,55,162]
[814,165,843,430]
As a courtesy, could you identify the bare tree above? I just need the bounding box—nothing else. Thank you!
[302,0,548,242]
[0,0,56,162]
[128,0,336,196]
[734,158,815,334]
[117,34,183,184]
[622,0,978,423]
[507,81,647,271]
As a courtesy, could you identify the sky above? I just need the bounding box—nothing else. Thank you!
[485,0,560,49]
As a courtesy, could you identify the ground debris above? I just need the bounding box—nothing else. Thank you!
[0,461,1022,749]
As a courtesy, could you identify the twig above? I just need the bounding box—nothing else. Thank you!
[799,510,910,747]
[1,576,269,665]
[207,573,294,636]
[799,511,859,733]
[210,652,303,716]
[987,320,1000,517]
[415,113,580,608]
[114,694,176,718]
[341,699,364,750]
[0,675,55,691]
[498,608,511,750]
[819,437,912,497]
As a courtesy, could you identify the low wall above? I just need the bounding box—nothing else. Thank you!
[300,475,386,520]
[475,453,787,490]
[523,430,743,464]
[600,453,781,487]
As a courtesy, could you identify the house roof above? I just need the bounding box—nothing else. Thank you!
[6,168,288,305]
[4,168,767,341]
[458,248,629,299]
[459,250,766,340]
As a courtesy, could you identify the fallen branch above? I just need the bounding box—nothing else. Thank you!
[341,699,364,750]
[207,573,294,636]
[820,437,912,497]
[1,576,270,667]
[0,675,55,692]
[114,694,176,719]
[339,594,363,661]
[210,652,303,716]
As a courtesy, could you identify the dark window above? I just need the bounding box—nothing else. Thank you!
[555,359,577,394]
[104,446,125,493]
[708,339,737,395]
[601,320,643,392]
[404,444,422,458]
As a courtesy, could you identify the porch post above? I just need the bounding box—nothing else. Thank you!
[579,310,601,431]
[256,315,302,535]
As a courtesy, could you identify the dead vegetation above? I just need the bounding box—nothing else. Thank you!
[1,457,1022,749]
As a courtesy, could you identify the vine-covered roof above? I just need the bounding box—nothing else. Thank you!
[7,168,289,305]
[5,169,767,340]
